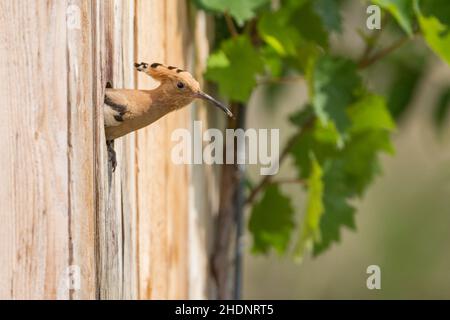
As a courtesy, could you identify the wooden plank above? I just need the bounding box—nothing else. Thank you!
[135,0,169,299]
[92,0,121,299]
[114,0,138,300]
[93,0,129,299]
[134,0,193,299]
[93,0,138,300]
[66,0,97,300]
[188,10,219,299]
[165,0,191,300]
[0,0,70,299]
[121,0,139,299]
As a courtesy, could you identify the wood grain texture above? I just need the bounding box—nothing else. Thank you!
[92,0,113,299]
[135,0,169,299]
[165,0,191,300]
[66,0,96,300]
[188,10,220,299]
[93,0,135,299]
[115,0,139,300]
[0,0,96,299]
[0,0,203,300]
[135,0,191,299]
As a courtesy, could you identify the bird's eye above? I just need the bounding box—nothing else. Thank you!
[177,82,185,89]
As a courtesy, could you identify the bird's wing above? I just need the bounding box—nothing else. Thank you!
[104,89,136,127]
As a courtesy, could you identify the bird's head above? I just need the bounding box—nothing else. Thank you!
[134,62,233,118]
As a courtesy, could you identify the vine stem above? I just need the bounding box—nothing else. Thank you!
[358,33,417,69]
[268,178,306,185]
[358,15,390,63]
[224,12,239,38]
[245,117,313,205]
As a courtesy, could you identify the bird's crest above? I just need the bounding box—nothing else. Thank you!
[134,62,200,91]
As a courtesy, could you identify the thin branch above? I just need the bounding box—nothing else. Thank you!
[224,12,239,39]
[358,33,417,69]
[245,117,314,205]
[358,15,390,63]
[268,178,306,186]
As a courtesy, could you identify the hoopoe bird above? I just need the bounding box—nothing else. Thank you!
[104,62,233,170]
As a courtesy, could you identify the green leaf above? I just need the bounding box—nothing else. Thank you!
[313,161,356,255]
[313,124,394,254]
[290,121,339,179]
[291,1,330,48]
[258,10,302,57]
[289,92,395,255]
[348,94,396,133]
[312,130,393,255]
[387,60,423,120]
[311,56,362,135]
[295,157,324,260]
[261,46,284,77]
[433,87,450,131]
[373,0,415,36]
[194,0,270,26]
[249,185,295,254]
[287,40,322,74]
[205,35,264,102]
[341,130,394,196]
[289,105,314,127]
[420,0,450,27]
[417,9,450,64]
[313,0,342,32]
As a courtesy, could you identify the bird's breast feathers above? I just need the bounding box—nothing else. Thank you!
[104,104,124,127]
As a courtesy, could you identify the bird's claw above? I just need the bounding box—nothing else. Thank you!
[106,140,117,172]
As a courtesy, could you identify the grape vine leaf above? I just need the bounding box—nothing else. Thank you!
[310,56,362,136]
[205,35,264,102]
[290,121,339,179]
[194,0,270,26]
[290,94,395,255]
[258,10,302,57]
[295,156,324,260]
[415,0,450,65]
[387,59,424,120]
[290,1,330,48]
[420,0,450,27]
[340,130,394,196]
[373,0,415,36]
[249,185,295,254]
[261,46,284,77]
[313,131,393,255]
[313,0,342,33]
[313,161,356,255]
[348,94,396,133]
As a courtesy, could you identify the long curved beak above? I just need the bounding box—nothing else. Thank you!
[197,91,234,118]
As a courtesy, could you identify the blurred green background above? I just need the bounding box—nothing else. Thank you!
[243,1,450,299]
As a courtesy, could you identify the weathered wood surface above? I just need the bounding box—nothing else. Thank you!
[93,0,139,300]
[0,0,210,300]
[135,0,190,299]
[0,0,96,299]
[66,0,97,300]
